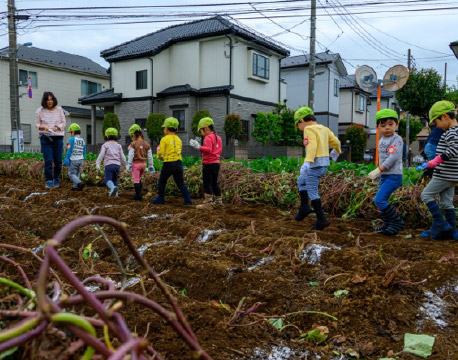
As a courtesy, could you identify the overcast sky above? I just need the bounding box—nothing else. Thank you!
[2,0,457,89]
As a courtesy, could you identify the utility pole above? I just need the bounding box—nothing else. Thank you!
[405,48,411,167]
[308,0,316,109]
[444,62,447,88]
[8,0,20,152]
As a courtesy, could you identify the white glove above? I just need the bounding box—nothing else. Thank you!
[330,149,339,162]
[126,164,132,172]
[300,162,311,176]
[189,139,200,150]
[368,167,381,180]
[96,164,101,171]
[148,166,155,174]
[48,129,58,136]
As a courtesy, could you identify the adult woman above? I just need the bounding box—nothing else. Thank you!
[35,91,66,188]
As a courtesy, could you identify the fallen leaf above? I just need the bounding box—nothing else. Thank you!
[334,289,349,298]
[351,275,367,284]
[333,335,347,344]
[438,251,456,264]
[345,348,360,358]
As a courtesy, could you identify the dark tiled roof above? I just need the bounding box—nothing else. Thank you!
[369,87,394,99]
[101,16,289,62]
[340,75,371,95]
[281,52,338,67]
[78,88,122,105]
[157,84,233,97]
[62,106,104,117]
[0,46,108,76]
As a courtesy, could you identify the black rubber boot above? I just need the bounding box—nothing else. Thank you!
[132,183,142,201]
[181,187,193,206]
[380,204,405,236]
[311,198,330,231]
[295,191,313,221]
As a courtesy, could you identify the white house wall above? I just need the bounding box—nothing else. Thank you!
[112,58,151,98]
[339,90,354,123]
[199,37,230,88]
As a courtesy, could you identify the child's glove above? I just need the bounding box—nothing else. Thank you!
[96,164,101,171]
[300,162,311,176]
[189,139,200,150]
[330,149,339,162]
[427,155,444,169]
[126,164,132,172]
[64,158,70,166]
[368,167,382,180]
[148,166,155,174]
[416,162,428,171]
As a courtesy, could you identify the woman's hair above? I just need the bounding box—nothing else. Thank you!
[41,92,58,108]
[105,135,119,141]
[133,129,144,139]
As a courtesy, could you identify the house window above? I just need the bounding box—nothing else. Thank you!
[241,120,249,142]
[252,53,270,79]
[334,79,339,97]
[173,110,185,131]
[136,70,147,90]
[19,69,37,88]
[81,80,101,96]
[22,124,31,144]
[86,125,92,144]
[135,118,147,130]
[358,96,366,111]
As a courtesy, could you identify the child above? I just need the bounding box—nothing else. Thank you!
[126,124,155,201]
[152,117,192,205]
[368,109,405,236]
[64,123,86,191]
[294,106,341,230]
[420,100,458,240]
[189,117,223,209]
[96,128,127,197]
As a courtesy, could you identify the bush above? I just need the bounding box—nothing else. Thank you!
[146,113,165,145]
[345,125,368,162]
[397,116,424,143]
[252,112,283,145]
[224,113,242,143]
[102,113,121,137]
[191,110,211,137]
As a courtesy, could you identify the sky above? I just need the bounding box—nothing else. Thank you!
[1,0,457,89]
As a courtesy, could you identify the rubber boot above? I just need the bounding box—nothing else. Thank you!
[421,201,453,240]
[197,194,213,210]
[311,199,330,231]
[444,208,458,241]
[213,195,223,208]
[152,194,165,205]
[380,205,405,236]
[295,191,313,221]
[132,183,142,201]
[182,187,193,206]
[107,181,118,197]
[373,208,388,232]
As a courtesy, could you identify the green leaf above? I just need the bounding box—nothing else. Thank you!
[403,333,435,359]
[268,318,284,330]
[82,244,92,260]
[0,347,19,359]
[334,289,349,298]
[300,328,328,344]
[309,281,319,286]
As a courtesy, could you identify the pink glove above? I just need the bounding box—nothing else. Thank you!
[427,155,444,169]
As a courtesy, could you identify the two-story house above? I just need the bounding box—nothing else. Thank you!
[280,51,347,135]
[79,16,289,153]
[0,46,109,152]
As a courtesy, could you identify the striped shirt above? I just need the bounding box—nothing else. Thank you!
[433,125,458,182]
[35,107,66,136]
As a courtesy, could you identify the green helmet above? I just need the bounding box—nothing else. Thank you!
[375,109,398,123]
[68,123,81,133]
[197,117,214,131]
[162,117,179,128]
[128,124,142,135]
[105,127,118,137]
[294,106,314,125]
[429,100,455,124]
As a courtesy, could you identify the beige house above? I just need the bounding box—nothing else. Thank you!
[0,46,109,152]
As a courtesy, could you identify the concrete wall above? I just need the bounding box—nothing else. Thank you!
[114,100,151,145]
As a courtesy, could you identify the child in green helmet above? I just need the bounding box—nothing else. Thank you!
[96,128,127,197]
[420,100,458,240]
[64,123,86,191]
[126,124,155,201]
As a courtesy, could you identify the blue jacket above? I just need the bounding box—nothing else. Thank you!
[425,125,444,147]
[64,136,86,166]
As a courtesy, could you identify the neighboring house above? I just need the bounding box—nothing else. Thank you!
[79,16,289,153]
[280,51,347,135]
[338,74,370,142]
[0,46,109,152]
[450,40,458,59]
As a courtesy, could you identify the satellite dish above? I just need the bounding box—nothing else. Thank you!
[355,65,378,92]
[383,65,409,92]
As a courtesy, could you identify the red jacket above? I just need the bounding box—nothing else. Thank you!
[200,133,222,164]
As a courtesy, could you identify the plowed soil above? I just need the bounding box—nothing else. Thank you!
[0,177,456,360]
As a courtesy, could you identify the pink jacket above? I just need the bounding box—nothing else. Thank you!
[200,133,222,164]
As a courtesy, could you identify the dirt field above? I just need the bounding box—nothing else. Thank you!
[0,177,456,360]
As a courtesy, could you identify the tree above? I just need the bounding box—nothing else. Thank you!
[345,125,368,162]
[146,113,165,145]
[397,116,424,143]
[191,110,211,137]
[102,113,120,137]
[223,113,242,143]
[252,112,282,145]
[272,102,302,146]
[445,85,458,105]
[395,68,446,119]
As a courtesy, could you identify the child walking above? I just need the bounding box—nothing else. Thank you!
[152,117,192,205]
[368,109,405,236]
[294,106,341,230]
[64,123,86,191]
[420,100,458,240]
[126,124,155,201]
[189,117,223,209]
[96,128,127,197]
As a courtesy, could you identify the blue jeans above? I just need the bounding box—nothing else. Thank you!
[104,164,120,186]
[40,135,63,182]
[424,143,437,161]
[297,166,328,200]
[374,174,403,210]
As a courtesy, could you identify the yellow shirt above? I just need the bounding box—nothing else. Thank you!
[303,124,341,163]
[157,134,182,162]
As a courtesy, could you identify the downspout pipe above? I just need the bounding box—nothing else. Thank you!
[148,57,154,113]
[225,35,233,115]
